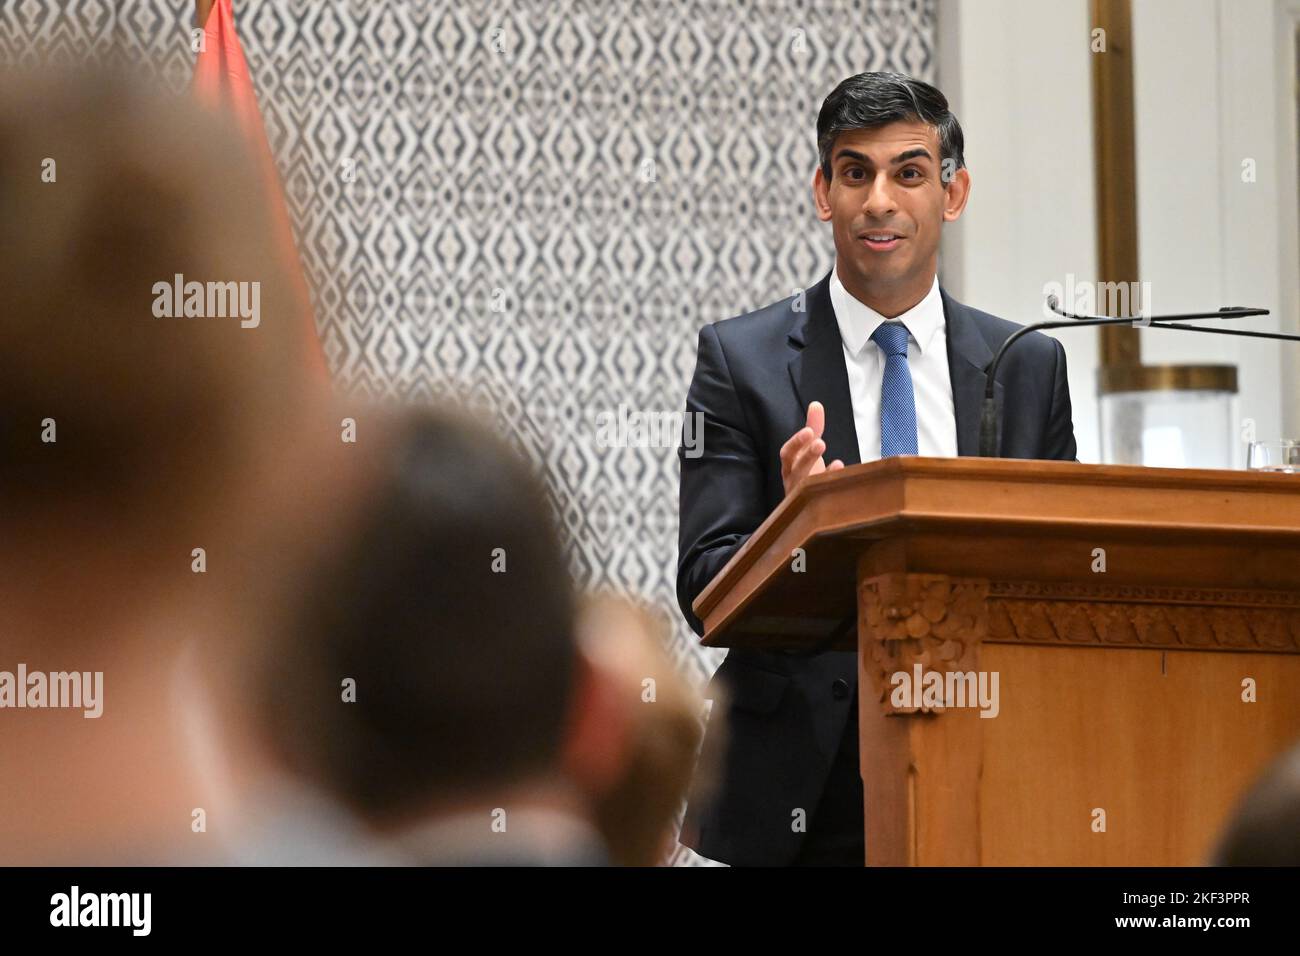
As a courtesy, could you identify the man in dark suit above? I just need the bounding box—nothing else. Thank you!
[676,72,1078,866]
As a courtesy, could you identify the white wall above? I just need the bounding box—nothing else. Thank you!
[938,0,1300,465]
[938,0,1102,461]
[1130,0,1300,466]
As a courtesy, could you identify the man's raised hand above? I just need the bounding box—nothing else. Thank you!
[779,401,845,497]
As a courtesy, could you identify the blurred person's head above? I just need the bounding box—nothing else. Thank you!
[0,64,342,862]
[0,64,331,629]
[812,71,970,317]
[1211,741,1300,866]
[265,407,629,863]
[577,596,715,866]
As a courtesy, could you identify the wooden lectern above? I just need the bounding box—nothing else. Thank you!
[692,457,1300,865]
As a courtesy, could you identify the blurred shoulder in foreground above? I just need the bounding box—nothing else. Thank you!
[1212,739,1300,866]
[0,63,352,864]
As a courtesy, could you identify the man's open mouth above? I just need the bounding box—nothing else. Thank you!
[860,233,904,251]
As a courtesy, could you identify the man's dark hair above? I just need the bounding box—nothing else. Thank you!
[264,408,577,824]
[816,71,965,180]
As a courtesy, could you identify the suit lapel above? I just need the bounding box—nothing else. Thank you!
[787,273,862,467]
[942,288,1001,457]
[786,278,1002,462]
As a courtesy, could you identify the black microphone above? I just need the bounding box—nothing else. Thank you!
[978,299,1278,457]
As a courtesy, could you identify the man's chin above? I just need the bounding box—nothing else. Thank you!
[844,258,913,288]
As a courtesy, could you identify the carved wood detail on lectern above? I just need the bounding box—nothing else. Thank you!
[985,582,1300,653]
[859,577,1300,715]
[859,574,989,714]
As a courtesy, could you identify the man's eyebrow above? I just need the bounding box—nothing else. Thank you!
[833,146,934,166]
[890,147,932,165]
[833,148,872,166]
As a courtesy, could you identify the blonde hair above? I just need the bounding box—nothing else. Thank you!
[578,595,718,866]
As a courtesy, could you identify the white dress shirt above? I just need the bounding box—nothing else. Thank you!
[829,265,958,462]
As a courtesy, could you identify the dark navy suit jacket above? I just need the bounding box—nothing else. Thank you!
[676,271,1078,866]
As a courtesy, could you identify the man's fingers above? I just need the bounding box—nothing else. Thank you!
[827,459,845,471]
[779,427,814,461]
[790,437,821,476]
[786,456,825,495]
[779,427,815,480]
[781,411,833,495]
[789,437,826,478]
[805,401,825,439]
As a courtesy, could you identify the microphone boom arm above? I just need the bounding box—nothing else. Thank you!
[978,305,1277,457]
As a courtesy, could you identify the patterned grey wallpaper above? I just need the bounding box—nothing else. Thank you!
[1,0,936,864]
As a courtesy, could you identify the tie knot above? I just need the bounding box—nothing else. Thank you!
[870,321,910,358]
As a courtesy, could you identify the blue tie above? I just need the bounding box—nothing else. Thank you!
[870,322,918,458]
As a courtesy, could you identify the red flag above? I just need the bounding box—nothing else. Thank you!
[193,0,329,380]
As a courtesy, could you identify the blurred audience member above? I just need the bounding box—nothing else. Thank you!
[1212,740,1300,866]
[0,65,351,863]
[264,408,631,866]
[578,595,718,866]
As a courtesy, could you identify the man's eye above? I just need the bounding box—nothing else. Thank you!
[843,167,865,181]
[899,167,923,181]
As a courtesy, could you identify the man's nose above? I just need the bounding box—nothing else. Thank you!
[862,171,899,220]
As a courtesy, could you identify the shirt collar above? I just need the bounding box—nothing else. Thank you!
[385,806,609,866]
[830,265,943,357]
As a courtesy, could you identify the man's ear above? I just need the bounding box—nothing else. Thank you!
[812,166,833,222]
[942,165,971,222]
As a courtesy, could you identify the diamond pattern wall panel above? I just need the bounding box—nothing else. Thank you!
[2,0,937,865]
